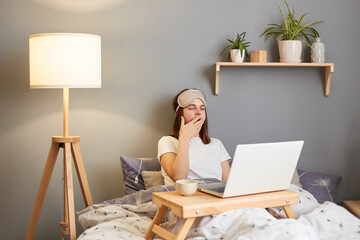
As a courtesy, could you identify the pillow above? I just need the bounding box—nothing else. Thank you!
[120,156,161,195]
[298,169,342,204]
[291,169,302,188]
[141,171,164,189]
[269,184,319,219]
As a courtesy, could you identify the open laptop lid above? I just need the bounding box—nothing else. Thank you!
[222,141,304,197]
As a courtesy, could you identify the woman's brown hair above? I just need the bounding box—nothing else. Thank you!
[172,89,210,144]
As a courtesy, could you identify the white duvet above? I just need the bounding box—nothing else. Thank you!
[77,185,360,240]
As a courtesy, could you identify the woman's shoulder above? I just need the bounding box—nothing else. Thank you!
[209,137,226,147]
[159,136,178,144]
[209,137,222,143]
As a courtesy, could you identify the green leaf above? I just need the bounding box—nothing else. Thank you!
[220,31,251,58]
[260,0,322,44]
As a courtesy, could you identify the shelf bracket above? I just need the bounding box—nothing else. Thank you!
[324,65,334,97]
[215,64,220,95]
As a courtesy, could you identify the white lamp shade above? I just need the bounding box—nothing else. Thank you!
[29,33,101,88]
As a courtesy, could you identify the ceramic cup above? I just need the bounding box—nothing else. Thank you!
[175,179,198,196]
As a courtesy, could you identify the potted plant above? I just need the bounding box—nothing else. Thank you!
[220,32,250,62]
[260,0,322,63]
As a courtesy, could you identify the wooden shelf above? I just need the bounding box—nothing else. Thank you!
[215,62,334,96]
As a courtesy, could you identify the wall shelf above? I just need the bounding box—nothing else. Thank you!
[215,62,334,96]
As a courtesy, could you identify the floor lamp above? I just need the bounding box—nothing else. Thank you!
[26,33,101,240]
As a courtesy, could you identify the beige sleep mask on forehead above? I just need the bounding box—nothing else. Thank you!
[176,89,207,112]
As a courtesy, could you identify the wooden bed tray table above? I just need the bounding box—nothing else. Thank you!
[145,190,299,240]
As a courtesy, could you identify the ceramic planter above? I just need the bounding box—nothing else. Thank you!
[278,40,302,63]
[230,49,245,62]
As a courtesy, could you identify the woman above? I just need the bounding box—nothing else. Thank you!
[158,89,231,186]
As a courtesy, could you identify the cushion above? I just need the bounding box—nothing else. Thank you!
[298,169,342,204]
[269,184,319,219]
[141,171,164,189]
[120,156,161,195]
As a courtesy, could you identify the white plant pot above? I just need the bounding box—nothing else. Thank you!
[230,49,245,62]
[278,40,302,63]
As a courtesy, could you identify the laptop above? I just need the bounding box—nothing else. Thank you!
[197,141,304,198]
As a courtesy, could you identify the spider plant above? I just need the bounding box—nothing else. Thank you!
[220,32,251,60]
[260,0,322,47]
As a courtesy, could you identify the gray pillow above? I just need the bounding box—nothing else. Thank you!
[120,156,161,195]
[298,169,342,204]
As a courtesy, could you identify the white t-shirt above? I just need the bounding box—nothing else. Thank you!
[157,136,231,186]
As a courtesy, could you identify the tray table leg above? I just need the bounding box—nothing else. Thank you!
[283,205,296,219]
[145,205,168,239]
[174,217,195,240]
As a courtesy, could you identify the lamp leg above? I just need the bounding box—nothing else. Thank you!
[60,152,70,235]
[72,142,93,206]
[26,143,60,240]
[64,142,76,239]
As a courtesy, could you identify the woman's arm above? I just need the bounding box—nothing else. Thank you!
[160,116,204,181]
[160,136,189,181]
[221,160,231,182]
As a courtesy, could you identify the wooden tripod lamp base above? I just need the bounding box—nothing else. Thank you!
[26,136,93,240]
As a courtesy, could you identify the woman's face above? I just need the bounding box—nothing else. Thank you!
[182,98,206,124]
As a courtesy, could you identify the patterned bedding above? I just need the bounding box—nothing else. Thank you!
[77,185,360,240]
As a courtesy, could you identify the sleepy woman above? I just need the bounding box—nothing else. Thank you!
[158,88,231,186]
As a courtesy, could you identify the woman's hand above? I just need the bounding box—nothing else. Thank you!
[161,116,205,182]
[161,116,204,181]
[179,116,204,140]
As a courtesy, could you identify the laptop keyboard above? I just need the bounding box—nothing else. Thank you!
[207,186,225,193]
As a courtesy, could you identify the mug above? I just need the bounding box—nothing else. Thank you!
[175,179,198,196]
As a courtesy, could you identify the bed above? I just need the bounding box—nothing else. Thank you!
[76,156,360,240]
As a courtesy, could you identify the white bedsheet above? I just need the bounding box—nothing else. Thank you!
[77,185,360,240]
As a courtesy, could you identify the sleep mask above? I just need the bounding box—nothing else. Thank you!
[176,89,207,112]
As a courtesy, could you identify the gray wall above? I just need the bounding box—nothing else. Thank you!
[1,0,359,239]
